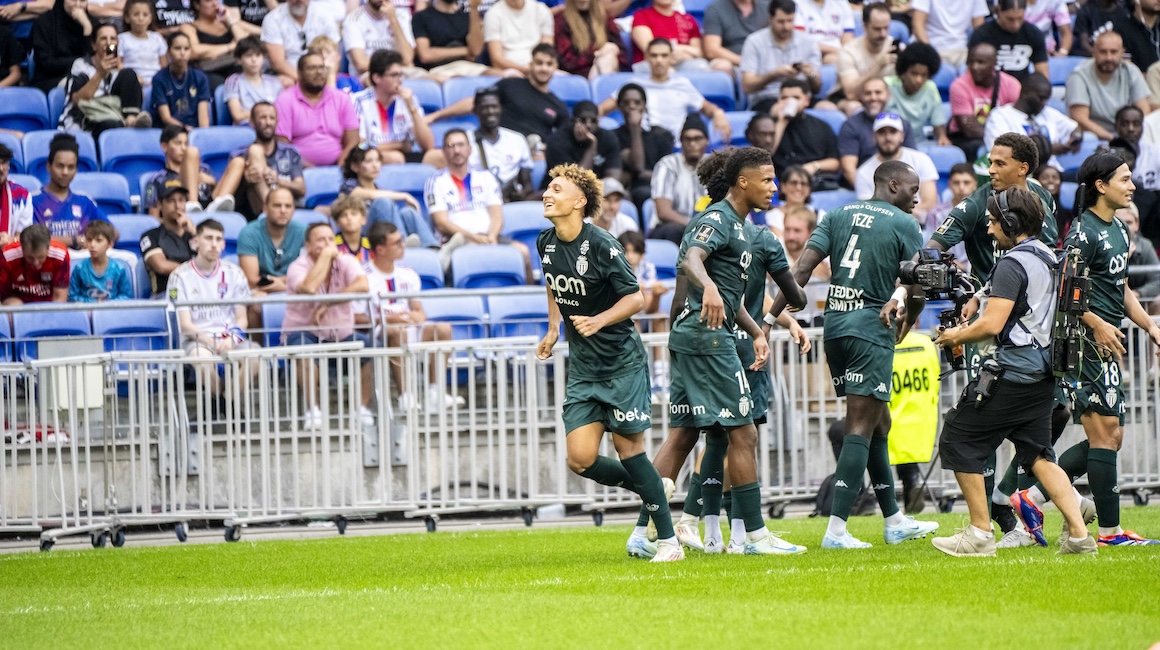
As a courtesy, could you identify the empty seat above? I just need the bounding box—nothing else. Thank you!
[291,209,329,228]
[502,201,551,273]
[9,173,41,194]
[23,130,98,184]
[92,306,170,352]
[915,143,967,176]
[401,247,444,289]
[379,162,437,208]
[13,308,92,361]
[644,238,679,280]
[108,214,159,252]
[1056,133,1100,173]
[809,189,858,213]
[488,292,549,338]
[642,198,655,230]
[213,84,231,125]
[47,86,66,128]
[0,131,22,173]
[98,128,165,196]
[683,0,712,21]
[819,64,837,98]
[803,108,845,136]
[678,71,735,111]
[421,294,487,340]
[933,62,959,101]
[442,76,500,107]
[1060,181,1078,211]
[189,126,255,178]
[0,88,51,131]
[71,172,132,216]
[303,166,344,208]
[711,111,755,148]
[548,74,592,108]
[404,78,444,113]
[1049,56,1086,86]
[261,300,286,347]
[450,244,526,288]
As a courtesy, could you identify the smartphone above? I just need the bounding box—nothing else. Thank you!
[105,42,118,57]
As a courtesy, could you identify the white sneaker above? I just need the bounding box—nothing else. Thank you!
[304,406,323,431]
[626,534,658,559]
[996,527,1035,549]
[884,516,940,544]
[726,538,745,554]
[403,233,421,248]
[646,477,675,542]
[703,534,725,554]
[675,520,704,551]
[822,531,872,549]
[185,201,204,213]
[358,406,375,428]
[1057,496,1098,546]
[650,540,685,562]
[425,385,465,413]
[204,194,235,213]
[932,526,997,557]
[744,531,807,555]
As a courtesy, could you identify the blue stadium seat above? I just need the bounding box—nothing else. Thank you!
[488,293,549,338]
[0,88,51,131]
[502,201,550,272]
[8,173,40,194]
[401,247,444,289]
[92,306,170,352]
[442,76,500,107]
[933,63,959,102]
[645,238,679,280]
[598,116,621,131]
[711,110,755,147]
[678,71,735,111]
[531,158,547,190]
[303,166,344,208]
[47,86,66,128]
[23,129,98,184]
[548,74,593,109]
[379,163,437,207]
[99,128,165,197]
[591,72,636,103]
[213,84,231,125]
[422,293,487,339]
[916,143,967,175]
[1056,133,1100,173]
[1059,181,1078,211]
[819,64,837,98]
[109,214,160,252]
[195,211,246,254]
[190,126,256,177]
[429,117,479,148]
[13,308,91,361]
[619,199,639,224]
[0,131,22,173]
[804,108,845,136]
[262,301,285,347]
[451,244,526,288]
[642,198,655,230]
[105,248,149,299]
[889,20,910,44]
[810,189,858,213]
[72,172,132,216]
[291,209,329,228]
[1049,56,1086,86]
[0,312,11,362]
[404,78,444,114]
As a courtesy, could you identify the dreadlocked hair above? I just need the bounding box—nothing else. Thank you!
[722,146,774,191]
[696,147,735,203]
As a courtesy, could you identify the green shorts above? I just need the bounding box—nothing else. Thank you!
[746,366,770,423]
[1068,347,1125,424]
[824,336,893,402]
[562,365,653,435]
[669,350,754,428]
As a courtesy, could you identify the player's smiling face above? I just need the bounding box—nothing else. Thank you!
[988,145,1025,191]
[1097,164,1136,210]
[542,176,585,219]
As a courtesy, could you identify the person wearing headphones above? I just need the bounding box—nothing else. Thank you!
[930,185,1097,558]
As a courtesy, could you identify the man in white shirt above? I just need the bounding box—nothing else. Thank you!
[482,0,553,76]
[836,1,895,103]
[467,87,536,201]
[793,0,855,64]
[912,0,990,67]
[260,0,341,85]
[343,0,416,75]
[854,113,939,221]
[985,72,1082,169]
[352,49,441,166]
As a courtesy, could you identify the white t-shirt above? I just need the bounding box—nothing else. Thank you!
[793,0,855,52]
[854,147,939,200]
[342,5,415,58]
[912,0,991,52]
[1134,141,1160,190]
[118,31,167,84]
[168,260,251,336]
[466,127,533,185]
[635,75,705,140]
[365,263,422,315]
[482,0,553,68]
[260,3,342,69]
[983,104,1079,170]
[424,169,503,235]
[585,213,640,238]
[352,88,423,147]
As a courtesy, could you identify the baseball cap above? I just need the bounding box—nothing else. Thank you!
[602,177,627,198]
[873,112,905,133]
[158,178,190,199]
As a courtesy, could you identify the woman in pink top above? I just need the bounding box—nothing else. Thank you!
[630,0,707,70]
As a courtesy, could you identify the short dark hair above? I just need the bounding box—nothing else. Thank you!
[647,38,673,52]
[723,146,773,189]
[616,83,646,105]
[20,224,50,250]
[473,86,500,110]
[780,78,811,96]
[443,128,468,147]
[0,143,11,164]
[304,221,333,241]
[250,101,275,124]
[369,49,404,79]
[617,229,645,253]
[572,100,598,118]
[48,133,79,165]
[93,21,117,43]
[1116,104,1145,124]
[166,30,189,48]
[531,43,557,60]
[342,144,376,179]
[234,35,266,60]
[367,221,399,249]
[862,1,890,23]
[745,112,775,138]
[993,132,1040,175]
[769,0,795,16]
[948,162,975,178]
[85,219,118,242]
[896,41,942,77]
[696,147,734,203]
[297,51,322,75]
[996,0,1028,10]
[987,185,1045,238]
[160,123,186,144]
[196,218,224,235]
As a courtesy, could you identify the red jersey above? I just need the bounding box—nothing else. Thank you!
[0,240,70,302]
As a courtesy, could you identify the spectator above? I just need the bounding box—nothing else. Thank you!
[152,0,194,32]
[885,41,949,146]
[342,0,415,76]
[31,0,92,92]
[237,186,306,293]
[985,72,1081,169]
[307,35,365,96]
[834,2,894,104]
[151,32,211,128]
[1120,202,1160,314]
[1111,106,1160,190]
[781,205,828,281]
[598,38,732,144]
[61,23,151,136]
[1121,0,1160,74]
[740,0,823,112]
[703,0,770,75]
[260,0,340,85]
[648,115,708,243]
[329,194,373,264]
[1024,0,1073,56]
[32,134,106,250]
[352,49,440,167]
[466,87,536,203]
[746,112,776,154]
[854,112,939,220]
[1066,30,1151,141]
[283,221,374,430]
[1033,163,1071,242]
[274,52,360,168]
[948,42,1022,163]
[362,220,463,410]
[767,78,840,185]
[0,224,69,304]
[0,2,46,46]
[793,0,854,64]
[968,0,1049,83]
[181,0,255,90]
[630,0,706,70]
[69,219,132,302]
[428,44,568,146]
[223,37,282,125]
[544,101,622,187]
[483,0,553,76]
[338,146,439,248]
[119,0,168,87]
[0,143,32,246]
[143,125,228,216]
[588,177,639,237]
[618,229,667,326]
[912,0,989,68]
[1073,0,1128,58]
[927,162,977,240]
[613,83,674,208]
[0,24,22,88]
[766,164,821,237]
[838,77,916,187]
[411,0,491,82]
[555,0,627,78]
[214,102,307,221]
[424,129,532,275]
[140,179,195,295]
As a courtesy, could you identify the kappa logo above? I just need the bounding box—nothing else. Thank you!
[706,212,722,223]
[703,478,722,486]
[875,382,888,393]
[872,483,890,491]
[541,254,551,265]
[609,248,619,258]
[718,409,735,418]
[835,480,849,488]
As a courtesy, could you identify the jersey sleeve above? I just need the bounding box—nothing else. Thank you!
[68,264,87,302]
[602,237,641,297]
[805,210,833,257]
[930,195,977,249]
[760,229,790,276]
[53,250,69,290]
[535,228,550,256]
[684,212,730,255]
[424,175,447,214]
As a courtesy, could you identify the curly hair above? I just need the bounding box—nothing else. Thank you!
[993,132,1040,174]
[330,194,367,222]
[896,41,942,77]
[722,146,773,190]
[696,147,735,203]
[548,163,602,220]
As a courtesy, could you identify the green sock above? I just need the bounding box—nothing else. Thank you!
[636,506,649,527]
[867,435,899,518]
[732,481,765,532]
[723,491,733,520]
[700,435,728,518]
[1087,448,1120,529]
[622,453,675,539]
[998,458,1020,496]
[830,436,871,521]
[579,456,634,492]
[682,472,702,518]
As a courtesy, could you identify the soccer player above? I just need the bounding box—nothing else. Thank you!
[774,160,940,549]
[1011,152,1160,547]
[536,163,684,563]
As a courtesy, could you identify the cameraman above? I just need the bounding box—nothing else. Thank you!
[930,186,1096,557]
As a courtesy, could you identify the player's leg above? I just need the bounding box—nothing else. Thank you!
[565,422,634,489]
[612,431,683,562]
[1028,454,1096,553]
[675,446,706,551]
[699,429,729,552]
[868,401,935,543]
[725,422,804,554]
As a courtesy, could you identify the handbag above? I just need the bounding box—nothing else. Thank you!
[77,94,124,125]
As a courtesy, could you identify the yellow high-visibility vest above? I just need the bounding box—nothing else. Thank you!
[888,331,941,464]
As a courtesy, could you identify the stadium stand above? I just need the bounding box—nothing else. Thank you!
[23,130,98,184]
[92,306,170,353]
[0,87,52,131]
[421,294,488,341]
[404,78,444,113]
[72,172,133,216]
[487,293,550,338]
[13,308,92,361]
[189,127,257,178]
[548,74,593,109]
[450,245,527,289]
[401,248,445,290]
[442,76,501,108]
[98,129,165,197]
[644,238,679,281]
[303,166,345,209]
[0,132,23,173]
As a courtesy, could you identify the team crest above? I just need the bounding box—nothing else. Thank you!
[576,255,588,275]
[168,288,178,300]
[1106,387,1118,407]
[738,397,749,417]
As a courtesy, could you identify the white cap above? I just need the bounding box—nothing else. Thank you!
[873,112,905,133]
[601,177,627,197]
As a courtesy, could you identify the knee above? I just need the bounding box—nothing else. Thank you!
[709,58,735,74]
[727,425,757,449]
[381,150,406,165]
[566,448,597,475]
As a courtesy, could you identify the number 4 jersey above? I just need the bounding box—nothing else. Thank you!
[806,198,923,348]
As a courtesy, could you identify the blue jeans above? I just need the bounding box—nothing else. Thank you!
[367,198,440,248]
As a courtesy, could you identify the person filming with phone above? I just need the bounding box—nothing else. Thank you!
[60,22,152,136]
[767,78,841,188]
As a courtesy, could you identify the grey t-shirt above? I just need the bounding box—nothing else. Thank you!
[703,0,770,55]
[1065,59,1150,133]
[739,29,821,104]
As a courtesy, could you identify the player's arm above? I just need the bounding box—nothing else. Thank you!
[1124,284,1160,353]
[681,246,724,329]
[770,267,806,311]
[537,284,562,360]
[669,273,688,323]
[734,304,768,370]
[571,290,645,337]
[770,247,823,318]
[776,311,811,354]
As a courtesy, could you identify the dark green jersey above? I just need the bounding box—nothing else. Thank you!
[930,180,1058,285]
[537,222,647,380]
[1067,209,1129,326]
[737,222,790,365]
[807,199,923,349]
[669,199,752,356]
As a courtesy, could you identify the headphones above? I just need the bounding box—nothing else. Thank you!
[991,188,1019,238]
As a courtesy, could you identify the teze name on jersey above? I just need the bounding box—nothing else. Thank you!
[825,204,891,313]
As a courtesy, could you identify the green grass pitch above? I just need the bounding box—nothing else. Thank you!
[3,507,1160,649]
